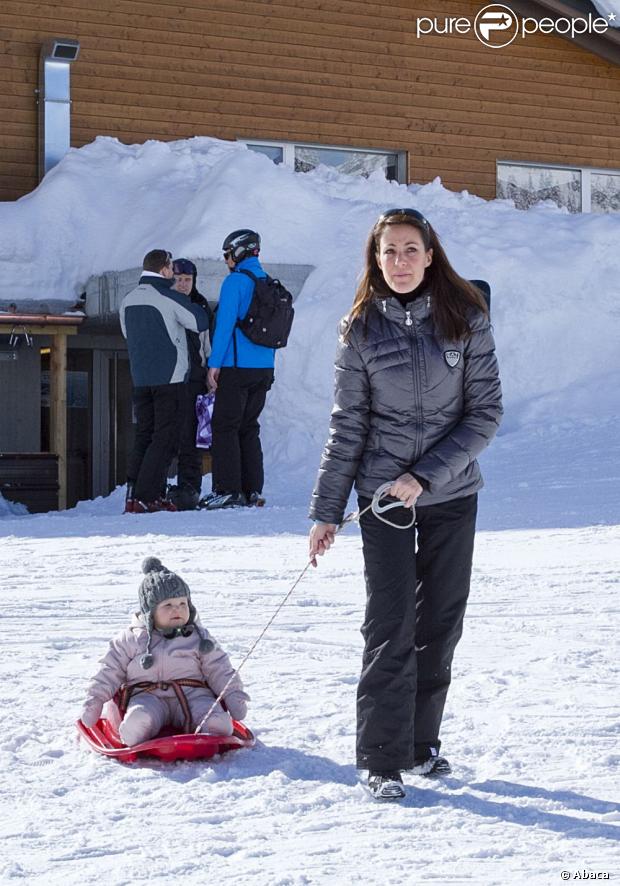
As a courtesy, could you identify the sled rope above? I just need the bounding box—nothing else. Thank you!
[194,482,415,734]
[193,559,315,733]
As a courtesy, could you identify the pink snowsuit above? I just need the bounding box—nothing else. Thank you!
[82,613,249,746]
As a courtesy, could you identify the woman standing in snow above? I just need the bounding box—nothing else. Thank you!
[308,208,502,800]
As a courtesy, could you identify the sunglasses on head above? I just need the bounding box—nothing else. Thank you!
[172,258,196,275]
[223,250,233,260]
[378,208,429,227]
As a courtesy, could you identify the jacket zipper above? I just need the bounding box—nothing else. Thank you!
[406,310,423,461]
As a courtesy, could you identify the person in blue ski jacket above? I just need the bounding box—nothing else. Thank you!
[202,229,275,510]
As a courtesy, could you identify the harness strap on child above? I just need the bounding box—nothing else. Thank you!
[117,678,213,734]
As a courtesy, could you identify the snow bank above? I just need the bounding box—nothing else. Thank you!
[1,136,619,517]
[0,137,365,301]
[261,179,620,488]
[0,141,618,881]
[0,493,28,517]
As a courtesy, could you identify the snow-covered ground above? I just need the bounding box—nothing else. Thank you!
[0,501,618,885]
[1,136,619,883]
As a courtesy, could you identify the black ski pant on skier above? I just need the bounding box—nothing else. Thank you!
[127,383,182,503]
[176,379,205,496]
[356,493,478,772]
[211,367,274,495]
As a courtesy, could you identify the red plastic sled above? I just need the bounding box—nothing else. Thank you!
[76,701,255,763]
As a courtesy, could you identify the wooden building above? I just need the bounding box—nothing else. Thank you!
[2,0,620,207]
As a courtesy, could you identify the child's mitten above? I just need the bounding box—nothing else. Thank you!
[81,701,103,728]
[224,691,248,721]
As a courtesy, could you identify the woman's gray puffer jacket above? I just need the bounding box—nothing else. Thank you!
[309,291,503,524]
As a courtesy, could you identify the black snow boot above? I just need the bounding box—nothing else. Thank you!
[367,770,405,801]
[167,483,200,511]
[199,491,248,510]
[412,752,452,778]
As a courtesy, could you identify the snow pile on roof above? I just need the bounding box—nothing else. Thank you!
[1,136,387,302]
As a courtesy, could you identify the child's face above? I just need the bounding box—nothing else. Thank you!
[154,596,190,630]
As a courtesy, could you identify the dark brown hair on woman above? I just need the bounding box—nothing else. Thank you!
[349,211,488,341]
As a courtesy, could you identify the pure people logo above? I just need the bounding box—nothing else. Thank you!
[474,5,518,47]
[416,3,617,48]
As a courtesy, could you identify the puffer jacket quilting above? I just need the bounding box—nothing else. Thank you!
[309,292,503,524]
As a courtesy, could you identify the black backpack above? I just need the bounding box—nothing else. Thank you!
[470,279,491,312]
[236,268,294,349]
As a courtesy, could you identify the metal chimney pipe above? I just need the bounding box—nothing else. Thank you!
[37,38,80,180]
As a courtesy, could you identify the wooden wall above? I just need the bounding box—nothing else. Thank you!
[1,0,620,202]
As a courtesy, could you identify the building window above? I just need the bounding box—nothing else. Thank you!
[497,162,581,213]
[246,143,284,165]
[590,171,620,213]
[497,161,620,214]
[243,140,405,182]
[294,146,399,180]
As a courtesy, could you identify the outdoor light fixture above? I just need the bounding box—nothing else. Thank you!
[37,38,80,180]
[46,39,80,61]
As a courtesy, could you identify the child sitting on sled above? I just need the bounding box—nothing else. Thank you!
[81,557,249,746]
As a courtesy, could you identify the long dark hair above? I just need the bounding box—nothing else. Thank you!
[350,210,488,341]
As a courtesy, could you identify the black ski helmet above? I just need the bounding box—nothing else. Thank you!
[222,229,261,263]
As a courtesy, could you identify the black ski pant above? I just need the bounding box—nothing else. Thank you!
[127,383,182,503]
[356,493,478,772]
[211,367,274,495]
[177,379,205,495]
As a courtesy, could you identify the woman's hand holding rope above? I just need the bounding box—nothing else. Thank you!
[388,472,424,508]
[309,522,338,567]
[308,473,422,567]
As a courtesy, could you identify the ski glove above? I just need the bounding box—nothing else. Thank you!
[224,691,248,721]
[81,701,103,728]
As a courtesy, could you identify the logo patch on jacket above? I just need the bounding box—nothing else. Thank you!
[444,350,461,367]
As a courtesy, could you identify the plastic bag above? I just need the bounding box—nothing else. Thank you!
[195,392,215,449]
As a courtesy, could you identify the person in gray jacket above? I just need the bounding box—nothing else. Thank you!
[120,249,210,513]
[308,208,502,801]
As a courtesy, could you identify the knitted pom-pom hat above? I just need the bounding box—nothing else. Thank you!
[138,556,212,669]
